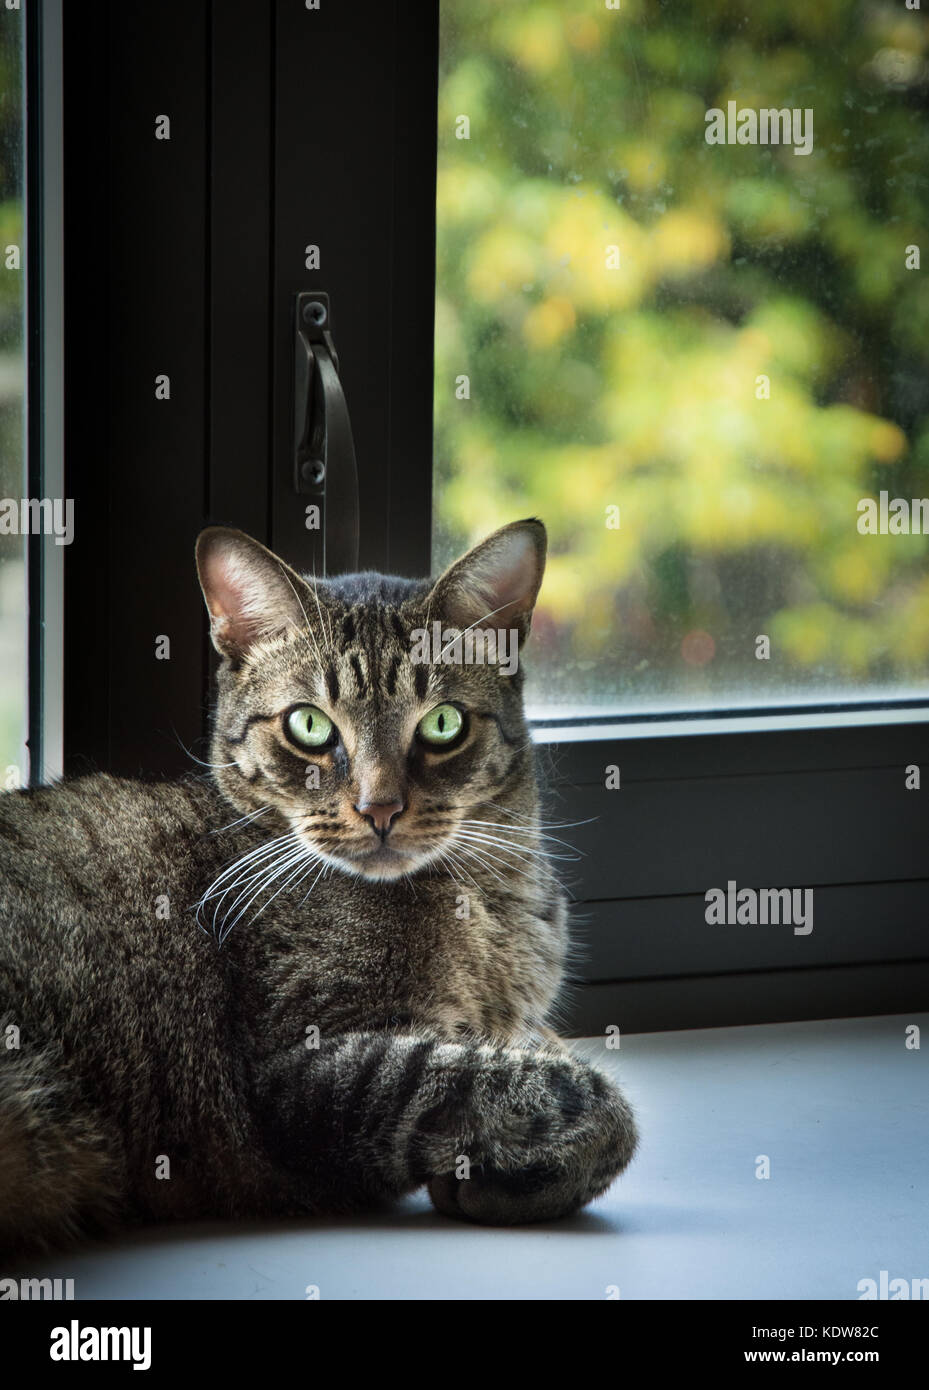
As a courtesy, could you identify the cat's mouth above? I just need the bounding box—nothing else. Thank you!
[305,835,441,882]
[336,843,425,881]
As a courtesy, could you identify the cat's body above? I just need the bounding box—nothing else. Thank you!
[0,522,637,1248]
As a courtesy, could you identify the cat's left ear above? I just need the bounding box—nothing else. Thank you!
[196,527,312,661]
[427,518,547,645]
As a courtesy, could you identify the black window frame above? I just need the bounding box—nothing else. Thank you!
[55,0,929,1035]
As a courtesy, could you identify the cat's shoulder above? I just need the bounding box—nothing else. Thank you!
[0,772,219,839]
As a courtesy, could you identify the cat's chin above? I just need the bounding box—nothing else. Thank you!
[325,843,427,883]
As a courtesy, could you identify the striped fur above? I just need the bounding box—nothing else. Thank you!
[0,522,636,1247]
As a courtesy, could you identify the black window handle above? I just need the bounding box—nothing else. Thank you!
[293,291,360,574]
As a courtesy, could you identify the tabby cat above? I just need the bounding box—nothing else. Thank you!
[0,519,637,1249]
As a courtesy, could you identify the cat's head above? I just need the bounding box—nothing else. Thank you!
[196,521,546,882]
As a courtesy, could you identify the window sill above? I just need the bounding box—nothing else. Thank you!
[530,700,929,742]
[6,1013,924,1299]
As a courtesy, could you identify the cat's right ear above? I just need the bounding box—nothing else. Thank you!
[196,528,311,661]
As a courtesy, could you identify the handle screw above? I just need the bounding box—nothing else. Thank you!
[303,300,327,327]
[301,458,326,486]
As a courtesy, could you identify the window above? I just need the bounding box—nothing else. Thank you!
[56,0,928,1034]
[430,0,929,1032]
[434,0,929,720]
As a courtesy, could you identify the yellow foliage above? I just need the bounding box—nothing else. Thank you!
[773,605,834,665]
[539,554,593,621]
[432,0,928,700]
[435,165,502,228]
[867,418,907,464]
[824,548,886,604]
[543,193,650,310]
[652,209,729,273]
[466,227,539,303]
[522,295,576,348]
[617,141,668,196]
[493,9,564,76]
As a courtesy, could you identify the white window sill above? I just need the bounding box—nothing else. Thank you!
[5,1012,924,1300]
[530,703,929,742]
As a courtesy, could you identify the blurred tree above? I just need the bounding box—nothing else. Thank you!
[434,0,929,712]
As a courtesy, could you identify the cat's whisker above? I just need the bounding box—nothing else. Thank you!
[218,845,315,944]
[197,832,299,901]
[453,828,539,856]
[454,827,545,857]
[454,847,510,890]
[460,816,581,842]
[455,827,580,863]
[193,834,303,933]
[209,842,306,936]
[433,850,459,886]
[170,724,240,771]
[457,820,550,848]
[447,844,482,888]
[451,832,547,885]
[448,837,510,888]
[251,845,326,913]
[462,808,593,851]
[209,805,272,836]
[186,750,240,770]
[214,827,333,935]
[278,565,324,666]
[466,829,578,857]
[455,843,535,882]
[238,846,324,934]
[432,600,514,664]
[215,829,299,871]
[437,844,481,895]
[297,858,330,906]
[225,842,309,900]
[494,806,598,833]
[309,560,335,650]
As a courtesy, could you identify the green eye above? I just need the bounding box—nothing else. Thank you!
[417,703,464,747]
[285,705,335,749]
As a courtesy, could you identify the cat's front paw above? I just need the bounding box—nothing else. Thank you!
[428,1053,637,1225]
[428,1162,588,1225]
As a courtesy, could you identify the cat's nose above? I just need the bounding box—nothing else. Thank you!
[354,800,406,840]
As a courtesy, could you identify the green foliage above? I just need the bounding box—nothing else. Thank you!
[434,0,929,708]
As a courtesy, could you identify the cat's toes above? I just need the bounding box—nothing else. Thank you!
[428,1164,587,1225]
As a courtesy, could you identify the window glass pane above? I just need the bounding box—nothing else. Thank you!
[433,1,929,718]
[0,12,27,776]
